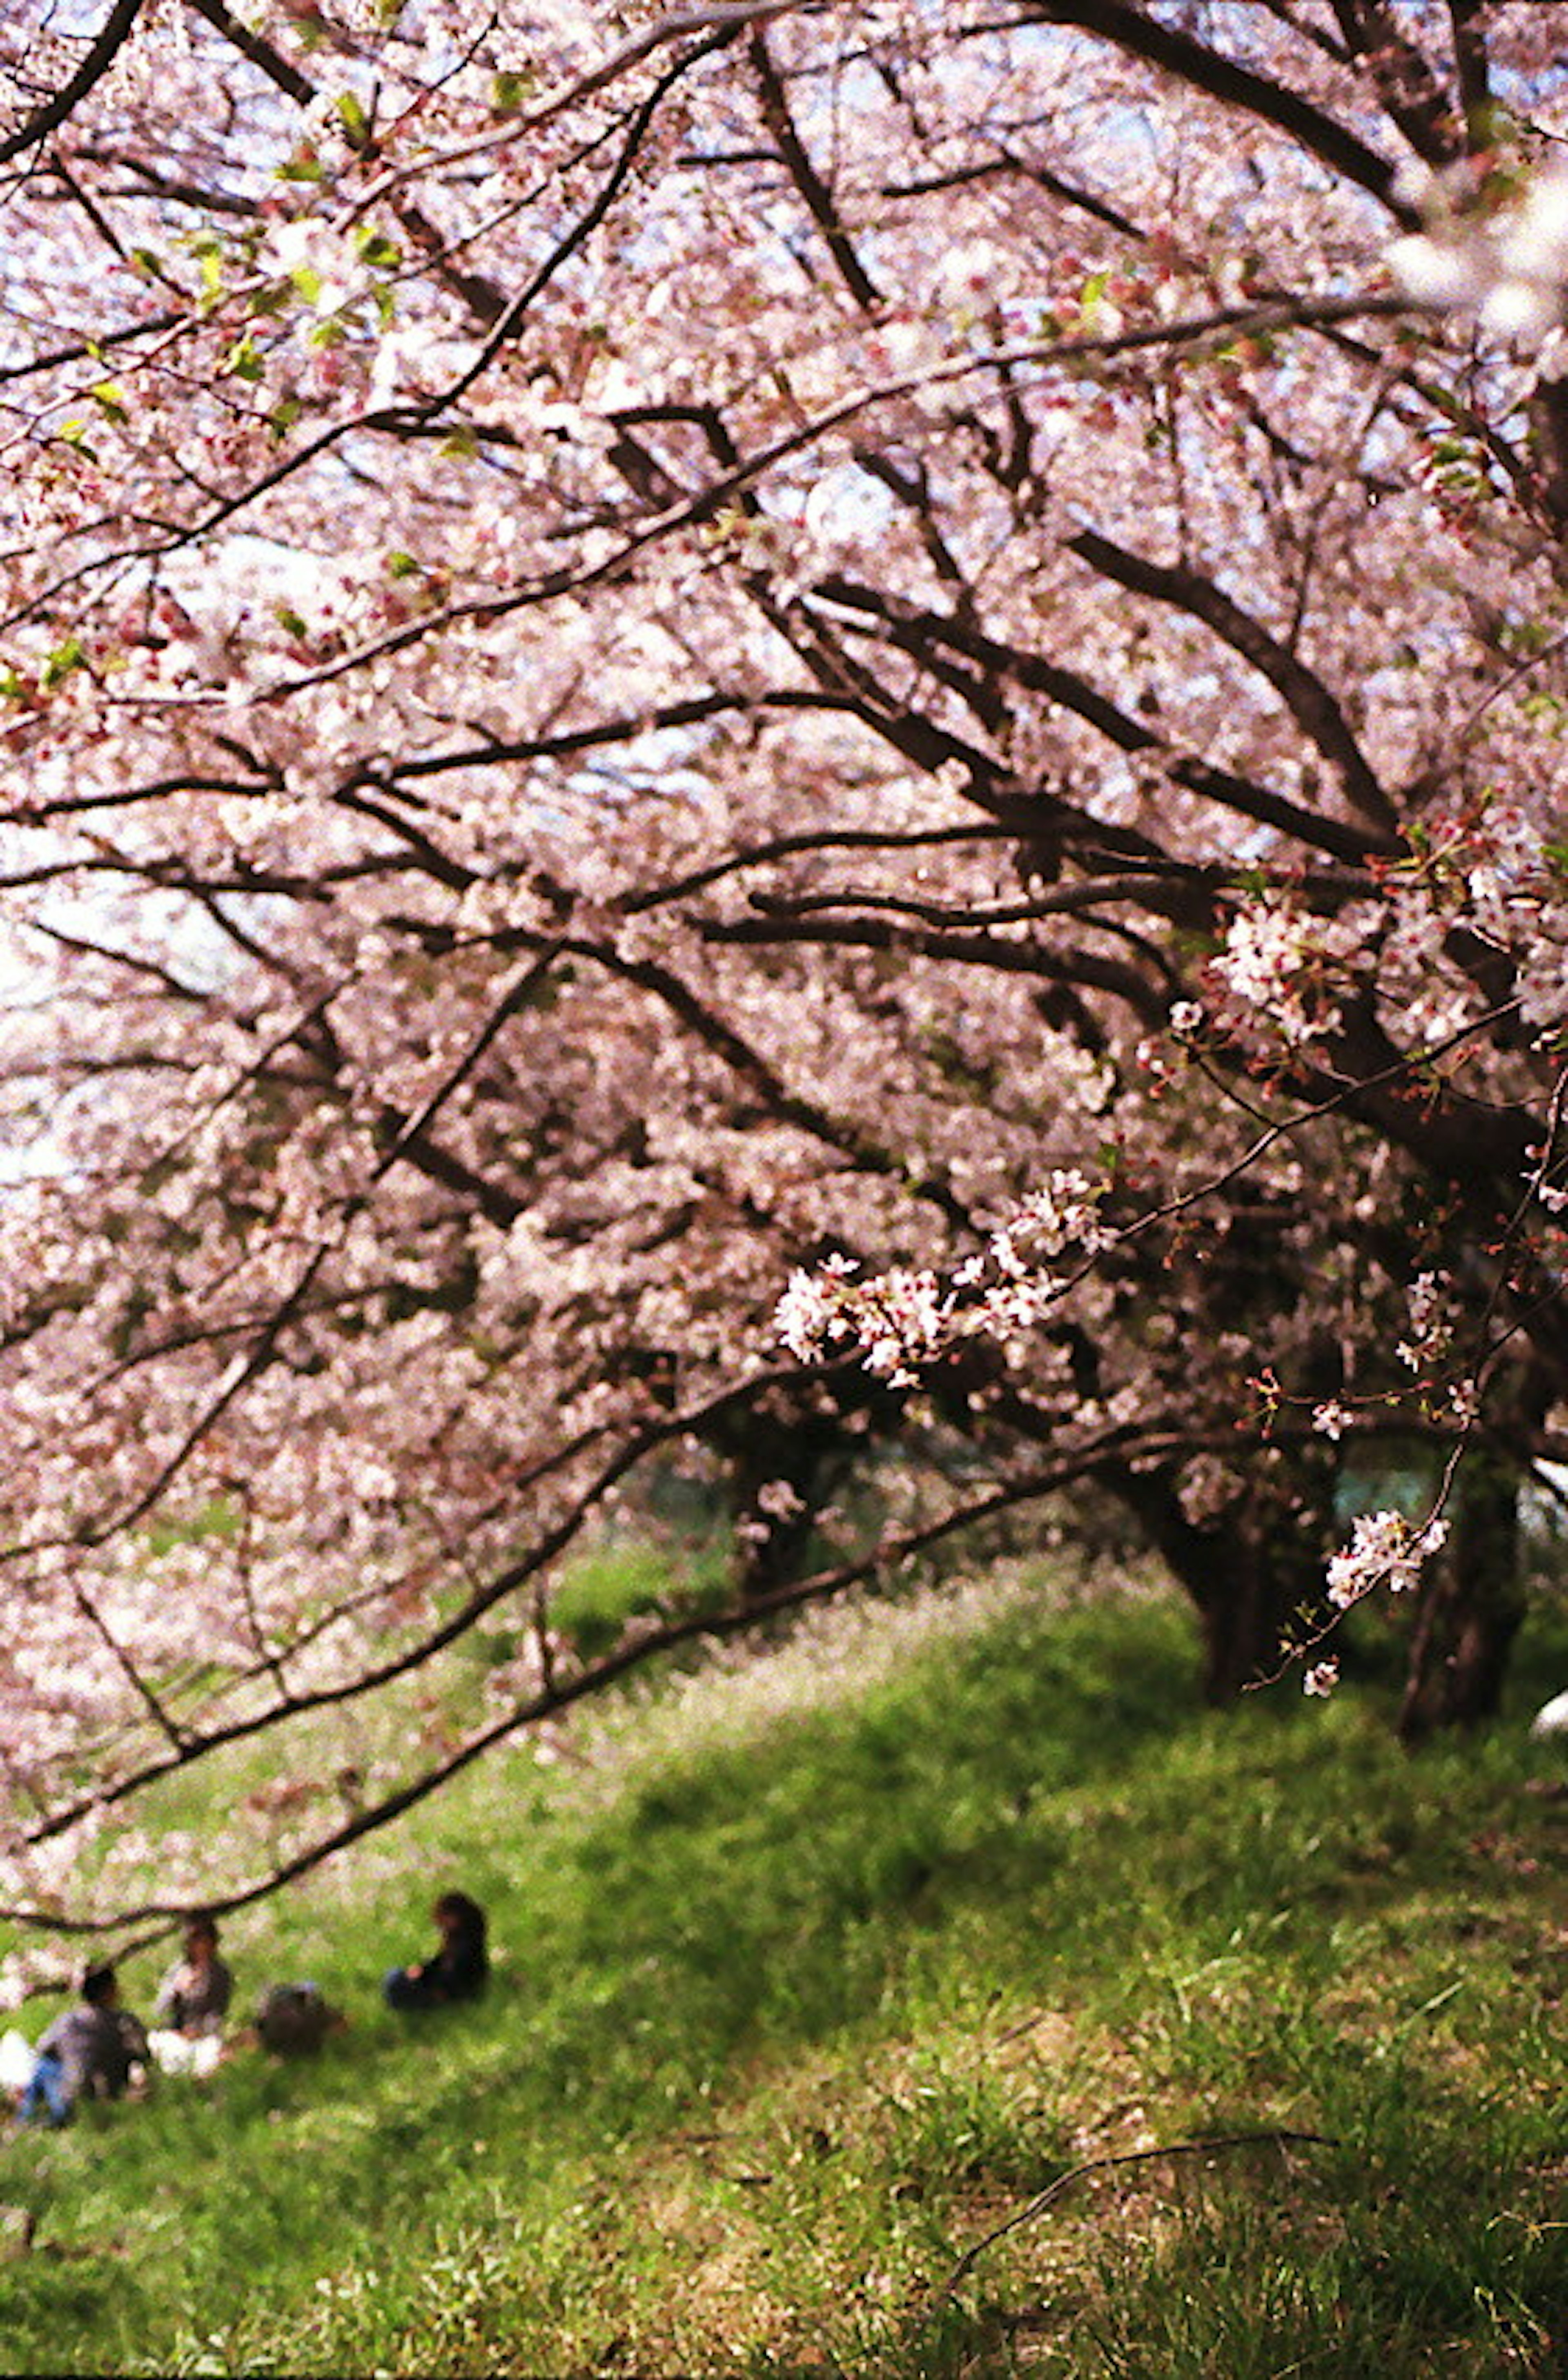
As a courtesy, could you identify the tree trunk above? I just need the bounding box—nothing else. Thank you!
[1105,1468,1336,1705]
[1397,1450,1529,1742]
[1187,1512,1337,1704]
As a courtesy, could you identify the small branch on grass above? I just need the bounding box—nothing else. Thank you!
[937,2129,1339,2301]
[994,2008,1056,2046]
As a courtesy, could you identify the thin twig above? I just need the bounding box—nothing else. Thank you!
[939,2128,1339,2299]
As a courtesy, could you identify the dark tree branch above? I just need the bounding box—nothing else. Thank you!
[747,23,882,309]
[806,576,1396,864]
[0,308,184,388]
[1065,525,1401,833]
[631,822,1030,911]
[745,863,1373,933]
[432,28,750,400]
[1330,1,1463,166]
[0,0,144,165]
[71,145,261,216]
[183,0,316,105]
[703,908,1168,1022]
[884,146,1145,241]
[1447,0,1491,145]
[390,688,862,786]
[1024,0,1410,219]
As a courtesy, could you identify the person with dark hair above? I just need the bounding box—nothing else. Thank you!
[18,1963,149,2126]
[383,1891,488,2012]
[154,1913,233,2038]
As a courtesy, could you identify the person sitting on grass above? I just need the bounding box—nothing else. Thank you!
[154,1912,233,2037]
[147,1912,234,2077]
[17,1962,149,2127]
[383,1890,488,2012]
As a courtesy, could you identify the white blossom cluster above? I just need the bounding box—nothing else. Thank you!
[1326,1508,1449,1611]
[1454,803,1568,1033]
[989,1170,1112,1268]
[775,1172,1111,1385]
[1396,1269,1453,1375]
[1207,901,1339,1049]
[1389,163,1568,347]
[774,1254,950,1388]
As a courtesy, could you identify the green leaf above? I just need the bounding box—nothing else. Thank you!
[41,635,87,689]
[490,69,535,113]
[223,336,265,383]
[355,228,400,270]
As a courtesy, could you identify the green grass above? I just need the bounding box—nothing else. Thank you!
[4,1558,1568,2376]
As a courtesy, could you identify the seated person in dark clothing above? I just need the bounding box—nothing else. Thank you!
[383,1890,488,2011]
[19,1961,149,2126]
[154,1913,234,2037]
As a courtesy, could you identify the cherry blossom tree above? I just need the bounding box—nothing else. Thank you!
[2,0,1567,1951]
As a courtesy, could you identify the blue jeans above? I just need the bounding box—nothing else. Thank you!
[19,2050,71,2127]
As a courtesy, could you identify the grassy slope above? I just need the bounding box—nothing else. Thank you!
[2,1563,1567,2377]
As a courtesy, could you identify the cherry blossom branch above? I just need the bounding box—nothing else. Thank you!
[1,1417,1290,1926]
[1330,0,1467,168]
[329,0,804,226]
[883,147,1145,242]
[418,29,739,393]
[705,911,1174,1026]
[184,0,315,106]
[804,578,1399,866]
[99,290,1414,712]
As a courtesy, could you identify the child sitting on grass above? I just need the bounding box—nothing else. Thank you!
[16,1962,149,2127]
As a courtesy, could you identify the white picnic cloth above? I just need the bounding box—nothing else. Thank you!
[0,2028,36,2093]
[147,2028,223,2078]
